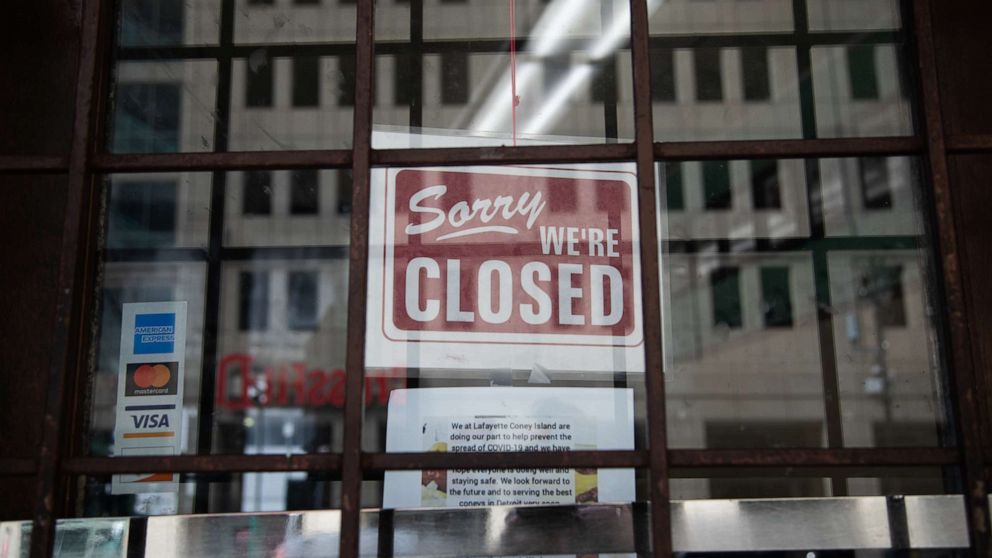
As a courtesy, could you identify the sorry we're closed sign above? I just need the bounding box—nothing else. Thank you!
[367,164,644,373]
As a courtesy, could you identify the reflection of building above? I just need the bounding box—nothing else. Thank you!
[92,0,940,512]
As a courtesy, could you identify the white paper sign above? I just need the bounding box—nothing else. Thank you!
[366,130,644,373]
[112,301,187,495]
[382,387,635,508]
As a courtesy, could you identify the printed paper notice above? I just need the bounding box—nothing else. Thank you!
[382,387,634,508]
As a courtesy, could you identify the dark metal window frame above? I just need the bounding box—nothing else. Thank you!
[0,0,989,557]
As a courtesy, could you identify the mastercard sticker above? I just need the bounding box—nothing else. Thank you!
[125,361,178,396]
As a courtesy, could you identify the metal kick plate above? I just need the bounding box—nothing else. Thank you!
[0,495,969,557]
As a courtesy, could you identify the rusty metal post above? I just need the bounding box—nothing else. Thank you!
[338,0,377,555]
[627,0,673,555]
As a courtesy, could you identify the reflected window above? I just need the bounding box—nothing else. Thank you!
[694,48,723,102]
[441,51,469,105]
[590,62,615,104]
[711,266,743,329]
[761,267,793,328]
[848,44,879,100]
[108,180,177,248]
[338,55,355,106]
[859,157,892,210]
[665,163,684,211]
[861,265,907,328]
[543,54,570,94]
[703,160,732,210]
[120,0,183,46]
[750,159,781,210]
[288,271,319,331]
[246,56,274,107]
[294,0,320,4]
[394,53,415,106]
[650,47,676,102]
[248,0,274,5]
[336,169,353,214]
[292,56,320,107]
[243,171,273,215]
[290,170,320,215]
[112,83,180,153]
[741,47,771,101]
[239,271,270,331]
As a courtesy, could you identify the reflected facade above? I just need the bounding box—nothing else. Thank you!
[84,0,949,519]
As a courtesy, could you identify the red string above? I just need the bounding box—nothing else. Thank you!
[509,0,518,146]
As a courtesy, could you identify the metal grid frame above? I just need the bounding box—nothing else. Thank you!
[1,0,990,556]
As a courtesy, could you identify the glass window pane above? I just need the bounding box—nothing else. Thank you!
[111,0,362,152]
[741,47,771,102]
[108,60,217,153]
[702,160,732,210]
[646,2,912,141]
[807,0,902,31]
[287,270,319,331]
[649,47,676,102]
[290,169,320,215]
[665,162,684,211]
[662,159,811,240]
[108,181,178,248]
[649,0,794,35]
[812,43,912,137]
[374,0,634,147]
[653,46,803,141]
[820,156,920,236]
[659,157,948,449]
[693,48,723,102]
[847,45,881,101]
[292,56,321,108]
[760,266,794,328]
[112,83,182,152]
[440,51,469,105]
[239,271,270,331]
[830,250,945,447]
[88,170,351,458]
[107,173,212,249]
[108,61,219,153]
[750,159,781,210]
[243,171,274,216]
[226,170,349,247]
[233,0,356,43]
[710,266,743,329]
[229,56,354,150]
[118,0,221,46]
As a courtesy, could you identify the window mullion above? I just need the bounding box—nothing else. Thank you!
[628,0,672,556]
[339,0,377,556]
